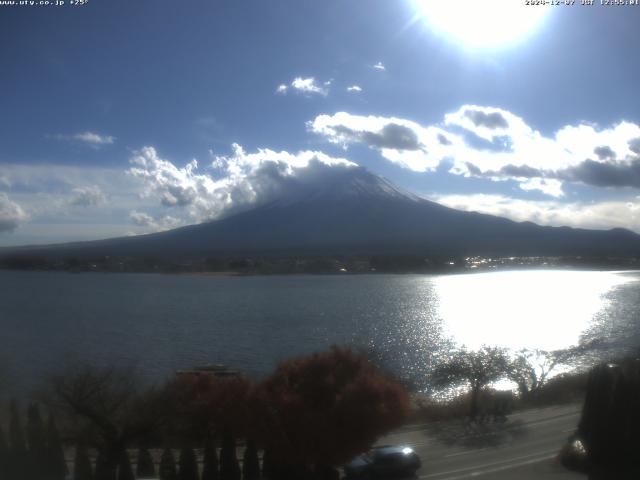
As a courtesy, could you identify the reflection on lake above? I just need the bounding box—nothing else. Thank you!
[434,270,632,351]
[0,269,638,394]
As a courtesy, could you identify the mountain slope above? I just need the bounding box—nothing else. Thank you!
[3,167,640,259]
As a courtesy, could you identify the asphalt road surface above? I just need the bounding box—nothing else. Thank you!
[377,403,586,480]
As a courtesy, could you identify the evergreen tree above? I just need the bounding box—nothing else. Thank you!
[136,447,156,478]
[159,448,177,480]
[220,429,240,480]
[242,441,260,480]
[95,450,117,480]
[9,400,26,453]
[0,425,9,480]
[260,449,273,480]
[117,451,135,480]
[27,403,47,479]
[46,412,68,480]
[201,435,219,480]
[8,400,27,478]
[73,445,94,480]
[178,447,198,480]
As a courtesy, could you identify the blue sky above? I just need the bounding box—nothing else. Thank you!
[1,0,640,245]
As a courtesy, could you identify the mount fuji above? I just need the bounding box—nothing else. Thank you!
[2,167,640,260]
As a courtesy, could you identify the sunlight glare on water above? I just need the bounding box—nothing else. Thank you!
[432,270,630,351]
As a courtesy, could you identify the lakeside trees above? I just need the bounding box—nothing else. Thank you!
[0,343,588,478]
[431,346,509,420]
[0,346,408,479]
[429,344,585,421]
[506,348,565,399]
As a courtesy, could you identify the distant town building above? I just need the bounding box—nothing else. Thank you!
[176,364,241,378]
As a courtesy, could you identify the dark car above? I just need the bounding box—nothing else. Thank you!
[344,445,422,478]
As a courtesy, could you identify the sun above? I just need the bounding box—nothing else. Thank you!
[414,0,551,50]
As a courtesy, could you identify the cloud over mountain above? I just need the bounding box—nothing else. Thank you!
[311,106,640,197]
[435,193,640,233]
[129,211,183,232]
[127,145,356,230]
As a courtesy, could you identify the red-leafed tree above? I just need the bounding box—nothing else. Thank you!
[251,346,410,478]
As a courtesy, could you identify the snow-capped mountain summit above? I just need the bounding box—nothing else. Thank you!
[2,167,640,260]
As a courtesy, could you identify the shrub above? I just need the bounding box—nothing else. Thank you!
[178,447,198,480]
[136,447,156,478]
[159,448,178,480]
[73,445,94,480]
[27,403,47,478]
[8,400,27,477]
[0,426,9,479]
[47,413,68,480]
[220,428,240,480]
[201,435,219,480]
[242,440,260,480]
[95,450,116,480]
[117,451,135,480]
[558,436,589,473]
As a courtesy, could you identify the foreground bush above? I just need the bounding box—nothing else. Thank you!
[558,436,589,474]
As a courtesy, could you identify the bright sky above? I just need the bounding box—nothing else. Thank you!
[1,0,640,245]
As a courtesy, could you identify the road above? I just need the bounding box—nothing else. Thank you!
[377,403,585,480]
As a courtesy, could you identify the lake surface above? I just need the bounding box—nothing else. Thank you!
[1,269,639,395]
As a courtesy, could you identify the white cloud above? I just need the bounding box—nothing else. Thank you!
[70,185,107,207]
[347,85,362,92]
[308,112,451,171]
[518,178,564,198]
[310,107,640,197]
[127,145,356,228]
[0,164,137,215]
[0,193,27,233]
[373,62,386,71]
[433,193,640,233]
[277,77,330,96]
[50,131,115,147]
[291,77,328,96]
[0,163,144,243]
[129,211,183,232]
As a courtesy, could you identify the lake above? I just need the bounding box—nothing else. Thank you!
[1,269,639,395]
